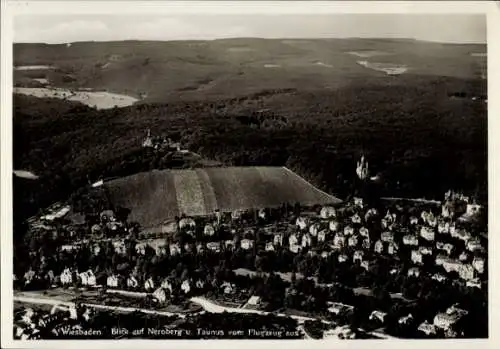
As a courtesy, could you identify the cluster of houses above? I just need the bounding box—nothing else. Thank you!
[142,129,182,152]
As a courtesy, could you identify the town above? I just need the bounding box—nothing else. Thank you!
[13,155,487,340]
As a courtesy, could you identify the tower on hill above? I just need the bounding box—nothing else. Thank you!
[142,129,153,148]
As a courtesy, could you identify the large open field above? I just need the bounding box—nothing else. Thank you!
[103,167,341,226]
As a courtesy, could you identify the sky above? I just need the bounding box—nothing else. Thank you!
[13,14,486,44]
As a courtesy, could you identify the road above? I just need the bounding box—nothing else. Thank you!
[14,294,185,318]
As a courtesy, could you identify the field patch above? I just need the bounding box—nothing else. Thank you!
[102,167,341,227]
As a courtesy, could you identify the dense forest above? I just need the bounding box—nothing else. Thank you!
[13,74,487,225]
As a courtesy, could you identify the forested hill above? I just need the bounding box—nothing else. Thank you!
[13,72,487,222]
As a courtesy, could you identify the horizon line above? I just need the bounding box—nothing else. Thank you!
[13,36,487,45]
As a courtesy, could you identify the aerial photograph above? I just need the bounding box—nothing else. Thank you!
[9,10,487,340]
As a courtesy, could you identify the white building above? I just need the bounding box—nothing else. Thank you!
[408,267,420,277]
[181,280,191,294]
[466,278,482,289]
[309,223,320,237]
[333,234,346,250]
[320,206,336,219]
[274,234,284,246]
[411,250,423,264]
[381,231,394,242]
[472,256,485,274]
[359,227,369,238]
[144,277,155,291]
[296,217,309,230]
[467,238,483,252]
[179,217,196,230]
[302,234,312,247]
[265,242,275,251]
[435,254,449,266]
[338,254,348,263]
[354,197,364,208]
[374,240,384,254]
[348,235,359,247]
[388,242,399,255]
[418,321,437,336]
[369,310,387,323]
[362,238,371,250]
[241,239,254,250]
[351,213,361,224]
[433,305,468,331]
[329,221,340,232]
[204,224,215,236]
[289,234,298,246]
[207,242,221,252]
[432,273,447,283]
[420,226,435,241]
[127,275,138,288]
[418,246,433,256]
[317,230,327,242]
[410,216,419,225]
[344,225,354,236]
[353,250,364,263]
[403,235,419,246]
[153,287,167,303]
[107,275,118,288]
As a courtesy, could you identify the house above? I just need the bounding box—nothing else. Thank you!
[169,243,181,256]
[360,260,376,271]
[467,238,483,252]
[374,240,384,254]
[274,234,284,246]
[221,282,234,294]
[179,217,196,230]
[265,242,275,251]
[435,254,449,266]
[127,275,139,289]
[436,242,454,255]
[351,213,362,224]
[411,250,423,264]
[327,302,354,316]
[432,273,447,283]
[354,197,364,208]
[459,264,475,281]
[317,230,327,242]
[302,234,312,247]
[438,221,450,234]
[144,277,155,291]
[338,254,349,263]
[181,280,191,294]
[365,208,378,222]
[398,314,414,326]
[195,279,205,289]
[433,305,468,331]
[196,243,205,253]
[320,206,336,219]
[107,275,118,288]
[333,234,346,250]
[455,229,472,242]
[153,287,167,303]
[289,234,298,246]
[353,250,364,263]
[442,259,462,273]
[408,267,420,277]
[344,225,354,236]
[290,244,300,253]
[418,246,433,255]
[459,251,470,262]
[418,321,437,336]
[420,226,435,241]
[247,295,261,306]
[296,217,309,230]
[321,251,331,259]
[466,278,482,289]
[348,235,359,247]
[369,310,387,324]
[403,235,419,246]
[459,204,482,222]
[113,240,126,254]
[381,231,394,242]
[60,269,73,285]
[309,223,320,236]
[388,242,399,255]
[362,238,371,250]
[329,220,340,232]
[472,256,485,274]
[359,227,369,238]
[258,209,267,220]
[410,216,419,225]
[241,239,254,250]
[79,270,96,286]
[159,278,172,292]
[204,224,215,236]
[207,242,221,252]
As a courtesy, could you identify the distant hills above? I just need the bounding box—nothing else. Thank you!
[13,38,486,103]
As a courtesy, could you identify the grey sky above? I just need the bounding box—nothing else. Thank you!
[14,14,486,44]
